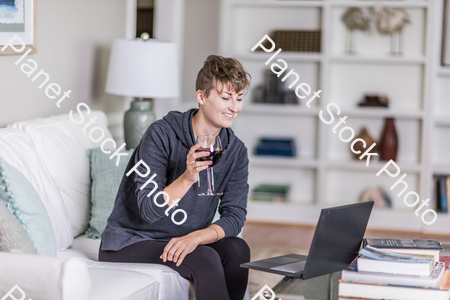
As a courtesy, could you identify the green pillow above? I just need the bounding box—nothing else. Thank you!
[0,156,56,256]
[86,147,133,239]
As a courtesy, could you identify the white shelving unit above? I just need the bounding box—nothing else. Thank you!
[219,0,450,234]
[423,0,450,234]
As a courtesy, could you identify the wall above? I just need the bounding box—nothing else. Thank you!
[0,0,127,127]
[151,0,185,119]
[181,0,220,106]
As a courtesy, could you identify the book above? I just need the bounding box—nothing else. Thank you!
[338,271,450,300]
[341,261,445,288]
[440,176,448,213]
[436,176,442,212]
[446,176,450,214]
[440,255,450,270]
[358,247,435,276]
[363,238,443,261]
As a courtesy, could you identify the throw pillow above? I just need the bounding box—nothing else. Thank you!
[8,111,114,237]
[0,201,37,255]
[86,147,133,239]
[0,156,57,256]
[0,128,73,250]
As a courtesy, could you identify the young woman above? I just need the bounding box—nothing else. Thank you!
[99,55,252,300]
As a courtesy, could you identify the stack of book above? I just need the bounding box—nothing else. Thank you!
[250,184,290,203]
[339,238,448,300]
[254,138,296,157]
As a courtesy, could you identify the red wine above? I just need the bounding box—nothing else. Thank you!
[195,148,223,167]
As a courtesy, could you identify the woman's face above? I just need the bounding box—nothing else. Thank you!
[197,82,244,129]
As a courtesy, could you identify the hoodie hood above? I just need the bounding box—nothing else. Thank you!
[162,108,235,151]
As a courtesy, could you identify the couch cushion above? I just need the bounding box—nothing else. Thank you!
[89,268,159,300]
[58,248,191,300]
[86,147,133,239]
[72,233,102,260]
[0,156,56,256]
[0,251,91,300]
[0,128,73,250]
[8,111,114,237]
[0,199,37,255]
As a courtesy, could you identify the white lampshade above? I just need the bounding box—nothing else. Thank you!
[105,38,179,98]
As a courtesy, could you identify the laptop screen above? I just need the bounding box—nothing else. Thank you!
[302,201,374,279]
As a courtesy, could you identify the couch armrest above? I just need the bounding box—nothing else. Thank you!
[0,252,91,300]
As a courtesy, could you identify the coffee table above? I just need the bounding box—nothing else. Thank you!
[269,242,450,300]
[270,271,341,300]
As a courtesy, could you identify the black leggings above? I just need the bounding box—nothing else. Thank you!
[98,237,250,300]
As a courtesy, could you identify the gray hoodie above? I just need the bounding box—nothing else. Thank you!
[101,108,249,251]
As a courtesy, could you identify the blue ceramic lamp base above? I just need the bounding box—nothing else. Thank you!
[124,98,156,150]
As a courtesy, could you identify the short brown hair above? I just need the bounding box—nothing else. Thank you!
[195,55,251,98]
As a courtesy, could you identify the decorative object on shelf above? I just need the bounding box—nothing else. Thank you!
[358,94,389,107]
[442,0,450,66]
[255,138,296,157]
[265,68,279,103]
[254,30,321,52]
[372,5,410,55]
[342,7,371,54]
[0,0,37,56]
[379,118,398,161]
[251,184,290,203]
[359,186,392,208]
[105,33,179,150]
[352,127,377,160]
[252,69,299,105]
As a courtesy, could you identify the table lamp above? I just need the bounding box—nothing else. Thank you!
[105,33,179,150]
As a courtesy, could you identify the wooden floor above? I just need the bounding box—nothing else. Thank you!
[243,221,450,250]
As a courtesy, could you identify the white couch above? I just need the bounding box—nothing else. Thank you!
[0,111,196,300]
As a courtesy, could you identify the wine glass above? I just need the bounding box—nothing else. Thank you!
[195,135,223,196]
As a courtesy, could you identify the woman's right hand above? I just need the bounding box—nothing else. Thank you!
[183,143,212,184]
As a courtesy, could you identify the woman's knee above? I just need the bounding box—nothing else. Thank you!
[219,237,251,261]
[191,245,223,267]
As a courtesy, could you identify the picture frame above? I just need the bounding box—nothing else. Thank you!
[442,0,450,66]
[0,0,37,56]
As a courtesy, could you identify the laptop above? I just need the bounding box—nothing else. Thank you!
[241,201,374,279]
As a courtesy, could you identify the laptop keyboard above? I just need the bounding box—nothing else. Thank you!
[270,260,306,273]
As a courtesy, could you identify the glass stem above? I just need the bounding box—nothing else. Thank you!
[206,167,213,194]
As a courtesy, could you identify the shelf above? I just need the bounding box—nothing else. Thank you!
[242,104,320,116]
[432,165,450,175]
[421,213,450,234]
[368,208,423,231]
[435,116,450,126]
[341,108,424,119]
[246,201,322,224]
[235,52,323,63]
[437,69,450,77]
[248,201,423,231]
[227,0,324,8]
[330,1,428,8]
[330,54,426,65]
[249,156,318,169]
[327,160,422,173]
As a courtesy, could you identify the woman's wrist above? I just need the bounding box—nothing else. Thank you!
[210,227,219,242]
[181,171,197,186]
[187,231,204,245]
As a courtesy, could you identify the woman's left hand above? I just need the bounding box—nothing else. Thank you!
[160,234,202,267]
